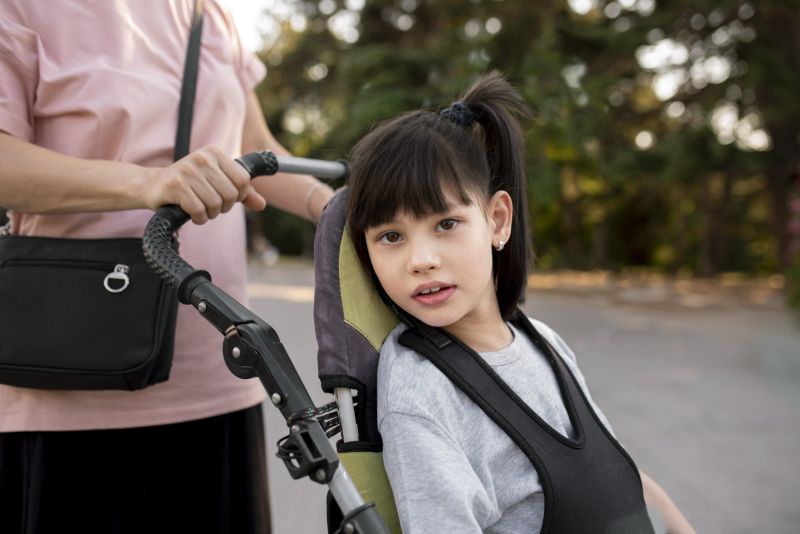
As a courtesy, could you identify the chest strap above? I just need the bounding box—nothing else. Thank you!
[397,311,560,512]
[396,309,654,534]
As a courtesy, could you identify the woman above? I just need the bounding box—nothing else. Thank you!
[0,1,332,532]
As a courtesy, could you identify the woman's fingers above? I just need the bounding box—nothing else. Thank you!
[242,186,267,211]
[183,189,211,225]
[153,146,266,223]
[217,151,253,203]
[187,173,224,222]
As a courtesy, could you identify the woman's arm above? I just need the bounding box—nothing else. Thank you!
[0,132,265,224]
[640,470,696,534]
[241,90,333,223]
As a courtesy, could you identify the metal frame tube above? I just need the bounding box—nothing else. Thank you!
[143,151,389,532]
[276,155,347,179]
[335,387,360,442]
[328,464,366,513]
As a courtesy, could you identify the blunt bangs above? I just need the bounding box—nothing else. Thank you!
[349,111,487,234]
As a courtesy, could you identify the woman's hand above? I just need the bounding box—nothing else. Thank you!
[143,145,267,224]
[0,134,267,218]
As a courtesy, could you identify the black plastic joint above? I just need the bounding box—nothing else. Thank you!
[280,421,339,483]
[177,269,211,304]
[336,159,351,182]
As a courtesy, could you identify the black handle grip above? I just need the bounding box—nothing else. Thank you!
[144,149,351,295]
[142,151,281,294]
[154,151,279,231]
[142,211,195,295]
[235,150,279,177]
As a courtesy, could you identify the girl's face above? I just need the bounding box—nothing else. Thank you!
[365,188,512,340]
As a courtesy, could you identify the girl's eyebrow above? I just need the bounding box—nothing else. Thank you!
[366,221,397,233]
[443,201,469,213]
[367,201,466,233]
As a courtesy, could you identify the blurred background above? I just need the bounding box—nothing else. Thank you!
[221,1,800,533]
[232,0,800,309]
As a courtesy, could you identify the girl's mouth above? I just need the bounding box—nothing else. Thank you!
[412,286,456,306]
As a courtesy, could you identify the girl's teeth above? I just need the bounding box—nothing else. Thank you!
[421,287,441,295]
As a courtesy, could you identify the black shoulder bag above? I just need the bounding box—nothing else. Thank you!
[0,2,204,390]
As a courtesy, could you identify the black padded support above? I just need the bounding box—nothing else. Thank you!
[396,311,555,478]
[397,310,654,534]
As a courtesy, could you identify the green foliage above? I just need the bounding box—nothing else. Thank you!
[253,0,799,289]
[258,207,315,257]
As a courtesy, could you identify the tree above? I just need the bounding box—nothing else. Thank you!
[253,0,799,282]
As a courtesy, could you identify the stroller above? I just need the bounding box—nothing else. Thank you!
[145,151,664,534]
[143,150,435,533]
[143,151,389,534]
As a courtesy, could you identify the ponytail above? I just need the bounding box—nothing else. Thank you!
[455,71,531,319]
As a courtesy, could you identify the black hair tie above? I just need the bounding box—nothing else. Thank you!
[440,101,478,127]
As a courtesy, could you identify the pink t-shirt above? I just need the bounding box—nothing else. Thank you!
[0,0,268,431]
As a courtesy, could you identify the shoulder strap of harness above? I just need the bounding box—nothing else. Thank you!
[396,309,558,514]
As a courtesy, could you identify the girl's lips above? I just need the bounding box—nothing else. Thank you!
[412,286,456,306]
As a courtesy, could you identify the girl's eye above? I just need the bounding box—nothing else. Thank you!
[437,218,459,232]
[379,231,401,244]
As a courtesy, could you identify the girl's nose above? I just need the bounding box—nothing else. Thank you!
[408,239,440,273]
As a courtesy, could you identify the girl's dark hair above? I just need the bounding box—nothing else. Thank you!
[347,71,531,320]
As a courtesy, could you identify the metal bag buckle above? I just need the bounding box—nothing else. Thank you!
[103,264,130,293]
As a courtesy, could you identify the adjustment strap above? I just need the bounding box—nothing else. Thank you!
[288,400,346,438]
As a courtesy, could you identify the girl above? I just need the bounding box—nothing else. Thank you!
[346,72,694,533]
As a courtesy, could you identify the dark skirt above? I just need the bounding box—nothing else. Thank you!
[0,404,270,534]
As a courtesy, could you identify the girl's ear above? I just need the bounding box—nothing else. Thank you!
[488,190,513,246]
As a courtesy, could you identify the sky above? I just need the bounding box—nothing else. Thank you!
[224,0,272,52]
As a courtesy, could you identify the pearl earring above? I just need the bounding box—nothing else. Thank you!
[495,240,505,252]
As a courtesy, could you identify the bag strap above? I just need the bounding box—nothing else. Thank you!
[173,0,204,161]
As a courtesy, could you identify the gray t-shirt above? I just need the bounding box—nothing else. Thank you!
[377,318,616,533]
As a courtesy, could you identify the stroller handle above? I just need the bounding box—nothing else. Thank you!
[142,152,389,534]
[143,151,347,295]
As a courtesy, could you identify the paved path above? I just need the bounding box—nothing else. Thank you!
[245,260,800,534]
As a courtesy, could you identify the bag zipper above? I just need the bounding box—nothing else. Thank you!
[0,259,132,293]
[0,258,119,270]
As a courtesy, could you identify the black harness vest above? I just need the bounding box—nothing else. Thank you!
[397,310,654,534]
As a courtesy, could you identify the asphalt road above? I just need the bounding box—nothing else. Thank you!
[245,260,800,534]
